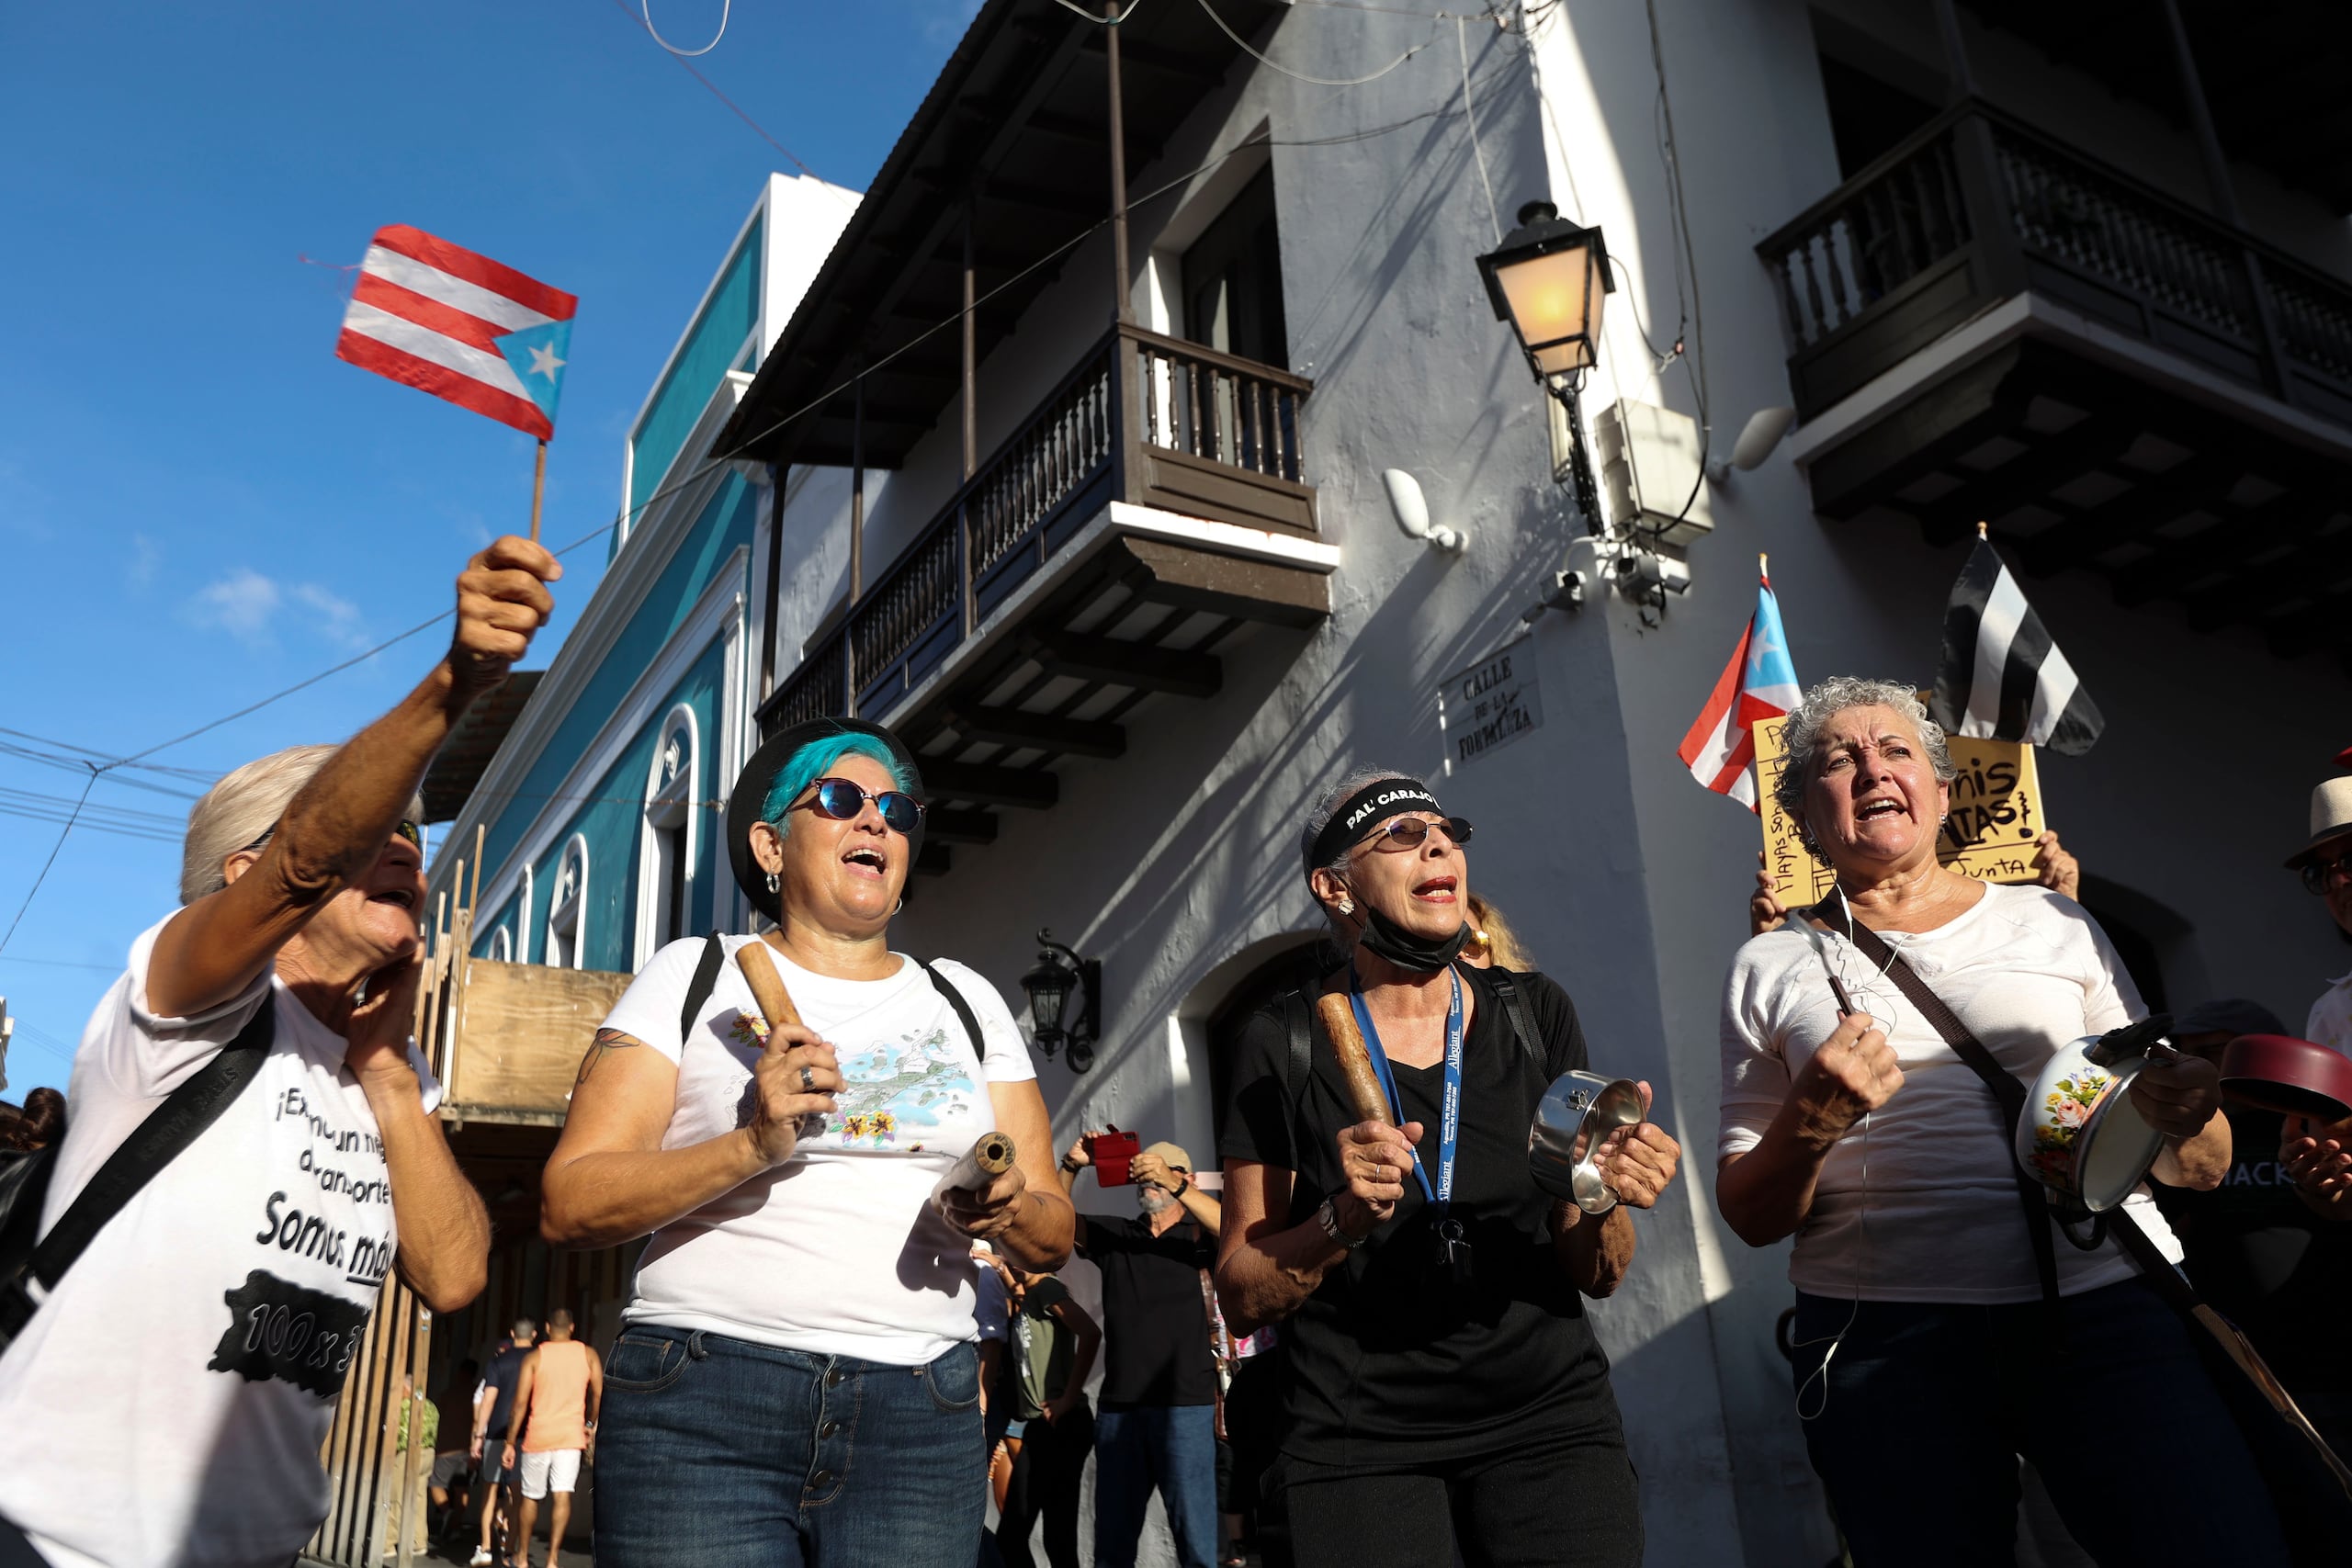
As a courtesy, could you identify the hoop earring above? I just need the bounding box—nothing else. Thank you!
[893,897,905,916]
[765,872,779,894]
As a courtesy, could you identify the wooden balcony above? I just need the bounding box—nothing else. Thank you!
[756,323,1329,875]
[1758,98,2352,667]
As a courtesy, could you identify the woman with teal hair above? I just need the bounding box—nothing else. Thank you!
[542,717,1072,1568]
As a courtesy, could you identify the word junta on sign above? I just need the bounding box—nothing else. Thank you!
[1441,649,1544,768]
[1753,713,2047,906]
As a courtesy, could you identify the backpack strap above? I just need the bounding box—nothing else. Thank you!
[680,931,728,1046]
[1280,990,1312,1105]
[922,961,987,1058]
[0,998,277,1352]
[1818,900,2061,1311]
[1476,965,1551,1077]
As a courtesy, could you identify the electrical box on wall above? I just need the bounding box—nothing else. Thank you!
[1591,398,1713,547]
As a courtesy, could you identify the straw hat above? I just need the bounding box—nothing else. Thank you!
[2285,776,2352,869]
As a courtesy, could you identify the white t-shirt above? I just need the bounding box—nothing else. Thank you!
[2307,971,2352,1055]
[0,917,440,1568]
[608,935,1036,1365]
[1718,884,2184,1304]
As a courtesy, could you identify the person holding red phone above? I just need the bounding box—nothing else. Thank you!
[1060,1133,1223,1568]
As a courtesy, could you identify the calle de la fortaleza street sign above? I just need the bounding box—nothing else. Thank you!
[1441,648,1544,767]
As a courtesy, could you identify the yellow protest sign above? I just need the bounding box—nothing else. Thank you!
[1754,714,2048,907]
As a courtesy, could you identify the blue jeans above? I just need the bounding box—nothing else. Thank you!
[594,1327,984,1568]
[1791,1278,2289,1567]
[1093,1404,1217,1568]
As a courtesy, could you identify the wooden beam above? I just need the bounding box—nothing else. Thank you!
[1033,629,1223,697]
[922,760,1061,809]
[950,705,1126,759]
[926,807,1001,845]
[914,841,954,877]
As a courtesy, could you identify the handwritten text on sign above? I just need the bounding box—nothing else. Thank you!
[1443,649,1544,766]
[1753,715,2047,905]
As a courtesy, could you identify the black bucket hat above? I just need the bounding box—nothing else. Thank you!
[726,717,926,921]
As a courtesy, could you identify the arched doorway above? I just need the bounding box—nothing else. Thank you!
[1192,932,1333,1147]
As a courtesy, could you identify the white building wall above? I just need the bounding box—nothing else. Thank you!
[758,5,2352,1563]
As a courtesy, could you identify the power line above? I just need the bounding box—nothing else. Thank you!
[1196,0,1440,85]
[640,0,729,57]
[0,769,96,957]
[608,0,849,205]
[0,955,119,972]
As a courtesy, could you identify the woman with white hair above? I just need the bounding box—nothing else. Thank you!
[1716,676,2283,1566]
[0,536,559,1568]
[1216,767,1679,1568]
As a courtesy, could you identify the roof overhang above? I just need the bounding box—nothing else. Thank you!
[1963,0,2352,213]
[710,0,1292,472]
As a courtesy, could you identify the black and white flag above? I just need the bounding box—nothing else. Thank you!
[1928,536,2104,756]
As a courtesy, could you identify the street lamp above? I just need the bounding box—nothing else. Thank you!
[1020,928,1101,1073]
[1477,200,1613,530]
[1478,200,1612,383]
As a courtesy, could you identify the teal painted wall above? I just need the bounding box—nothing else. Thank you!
[457,470,755,968]
[478,635,729,968]
[628,218,763,520]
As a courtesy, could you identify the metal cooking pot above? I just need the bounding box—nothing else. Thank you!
[2015,1015,2175,1213]
[2220,1033,2352,1123]
[1530,1070,1645,1215]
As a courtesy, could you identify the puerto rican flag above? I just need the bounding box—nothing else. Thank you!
[1676,570,1802,810]
[334,226,577,439]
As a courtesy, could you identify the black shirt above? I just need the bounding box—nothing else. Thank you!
[1217,964,1623,1466]
[481,1344,529,1438]
[1080,1213,1218,1410]
[2153,1104,2352,1390]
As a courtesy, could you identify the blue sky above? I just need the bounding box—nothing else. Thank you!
[0,0,976,1094]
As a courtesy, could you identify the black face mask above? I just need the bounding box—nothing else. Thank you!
[1350,896,1471,974]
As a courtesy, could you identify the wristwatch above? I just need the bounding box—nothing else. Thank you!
[1316,1196,1367,1250]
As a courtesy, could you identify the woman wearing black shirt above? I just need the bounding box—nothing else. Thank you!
[1216,769,1679,1568]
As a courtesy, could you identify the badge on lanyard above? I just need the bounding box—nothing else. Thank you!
[1349,967,1471,1287]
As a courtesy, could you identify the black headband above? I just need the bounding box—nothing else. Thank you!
[1304,777,1445,879]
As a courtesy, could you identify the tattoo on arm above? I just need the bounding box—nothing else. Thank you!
[577,1028,643,1085]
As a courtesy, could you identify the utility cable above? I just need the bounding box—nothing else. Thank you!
[0,769,97,958]
[609,0,848,204]
[1456,14,1502,243]
[1196,0,1439,85]
[641,0,729,57]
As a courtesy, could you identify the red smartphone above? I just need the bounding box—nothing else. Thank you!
[1090,1128,1141,1187]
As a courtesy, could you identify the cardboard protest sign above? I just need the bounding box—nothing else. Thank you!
[1754,715,2047,906]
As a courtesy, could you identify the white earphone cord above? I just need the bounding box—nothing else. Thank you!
[1792,888,1903,1421]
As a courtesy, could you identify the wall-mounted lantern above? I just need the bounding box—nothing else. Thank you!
[1477,200,1613,384]
[1020,927,1102,1073]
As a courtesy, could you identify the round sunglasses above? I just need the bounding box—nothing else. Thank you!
[1351,814,1474,854]
[2301,849,2352,896]
[796,776,926,837]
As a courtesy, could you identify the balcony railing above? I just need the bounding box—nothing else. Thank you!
[1758,99,2352,424]
[764,323,1315,728]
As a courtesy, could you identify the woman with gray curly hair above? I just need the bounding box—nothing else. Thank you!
[1714,678,2280,1565]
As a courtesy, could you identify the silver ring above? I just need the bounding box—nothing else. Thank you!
[799,1066,815,1092]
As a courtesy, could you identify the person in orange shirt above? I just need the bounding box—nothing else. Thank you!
[502,1308,601,1568]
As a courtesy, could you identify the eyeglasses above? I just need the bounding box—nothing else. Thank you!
[238,820,422,856]
[1351,815,1474,855]
[2301,850,2352,896]
[796,777,926,837]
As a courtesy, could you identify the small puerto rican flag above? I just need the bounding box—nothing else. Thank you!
[1676,566,1803,810]
[334,226,577,439]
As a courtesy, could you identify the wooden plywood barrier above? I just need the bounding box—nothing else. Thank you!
[442,960,633,1123]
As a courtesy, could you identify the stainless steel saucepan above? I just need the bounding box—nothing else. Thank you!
[1530,1071,1645,1215]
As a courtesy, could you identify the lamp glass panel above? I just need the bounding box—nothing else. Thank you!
[1497,245,1604,372]
[1024,964,1072,1032]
